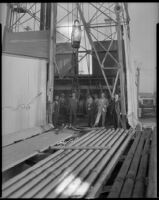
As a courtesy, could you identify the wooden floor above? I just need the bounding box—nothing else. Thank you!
[2,128,74,172]
[108,126,157,198]
[2,128,134,198]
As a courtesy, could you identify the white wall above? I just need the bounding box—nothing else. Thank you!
[129,3,158,93]
[2,54,47,135]
[0,3,7,40]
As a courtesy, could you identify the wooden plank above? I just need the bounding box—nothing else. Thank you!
[2,124,53,147]
[86,129,135,198]
[2,130,73,172]
[2,128,101,189]
[3,31,73,59]
[44,129,122,198]
[3,31,49,59]
[108,130,142,198]
[146,127,157,198]
[7,149,90,198]
[26,129,117,198]
[68,129,127,199]
[49,146,111,150]
[132,129,151,197]
[21,129,117,198]
[3,129,112,197]
[119,131,146,198]
[57,129,125,198]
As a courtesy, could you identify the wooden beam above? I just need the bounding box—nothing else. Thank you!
[120,131,145,198]
[87,129,134,199]
[2,3,11,50]
[136,67,140,117]
[47,3,57,124]
[112,69,120,96]
[49,146,111,150]
[146,127,157,197]
[40,3,46,30]
[115,3,127,129]
[132,130,151,197]
[108,131,142,198]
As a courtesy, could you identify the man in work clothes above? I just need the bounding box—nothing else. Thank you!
[59,93,67,127]
[111,94,121,129]
[94,92,109,127]
[69,92,78,128]
[93,93,99,125]
[86,94,94,127]
[52,95,60,129]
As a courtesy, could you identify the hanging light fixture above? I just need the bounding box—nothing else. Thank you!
[71,19,82,49]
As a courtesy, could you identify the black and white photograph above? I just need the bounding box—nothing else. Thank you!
[1,2,157,198]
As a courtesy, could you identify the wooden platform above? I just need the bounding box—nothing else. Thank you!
[2,128,74,172]
[2,128,134,198]
[108,127,157,198]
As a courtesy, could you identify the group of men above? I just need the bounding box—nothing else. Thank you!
[52,92,78,129]
[52,91,121,129]
[86,92,121,128]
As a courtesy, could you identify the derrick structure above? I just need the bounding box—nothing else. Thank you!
[3,3,130,128]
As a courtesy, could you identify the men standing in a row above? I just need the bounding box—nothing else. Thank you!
[94,92,109,127]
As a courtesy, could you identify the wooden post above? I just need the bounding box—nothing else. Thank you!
[47,3,57,124]
[115,3,127,129]
[136,67,140,117]
[40,3,46,30]
[2,3,11,50]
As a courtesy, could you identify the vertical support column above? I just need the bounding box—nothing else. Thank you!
[47,3,57,124]
[40,3,46,30]
[2,3,11,50]
[136,67,140,117]
[115,3,127,129]
[46,3,51,30]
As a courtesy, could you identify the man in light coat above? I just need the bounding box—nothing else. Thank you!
[94,92,109,127]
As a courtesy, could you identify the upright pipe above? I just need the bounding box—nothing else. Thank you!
[47,3,57,124]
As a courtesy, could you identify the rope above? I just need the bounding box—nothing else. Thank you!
[2,92,42,111]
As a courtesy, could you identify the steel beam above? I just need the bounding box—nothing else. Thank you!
[112,69,120,96]
[77,3,112,96]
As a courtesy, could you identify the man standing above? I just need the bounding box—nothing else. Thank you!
[69,92,78,128]
[86,94,94,127]
[94,92,109,127]
[59,93,67,127]
[93,94,99,125]
[111,94,121,129]
[52,95,60,129]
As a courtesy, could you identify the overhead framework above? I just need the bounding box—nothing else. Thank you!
[3,3,131,128]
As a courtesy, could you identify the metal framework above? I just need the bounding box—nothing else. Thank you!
[5,3,130,127]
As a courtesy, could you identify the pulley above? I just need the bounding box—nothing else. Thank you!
[114,4,122,14]
[71,19,82,49]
